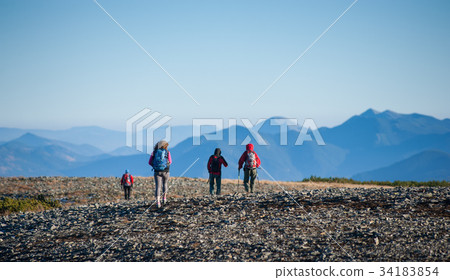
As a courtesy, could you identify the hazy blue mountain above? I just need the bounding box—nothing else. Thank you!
[0,126,125,152]
[64,109,450,181]
[167,125,341,181]
[11,133,105,157]
[255,116,302,136]
[63,154,149,177]
[2,109,450,180]
[39,126,125,152]
[318,109,450,177]
[0,124,215,153]
[166,110,450,180]
[108,146,142,156]
[352,150,450,182]
[320,109,450,149]
[0,134,108,176]
[153,125,217,149]
[0,127,26,143]
[62,125,332,180]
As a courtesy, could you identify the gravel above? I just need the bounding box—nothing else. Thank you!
[0,177,448,262]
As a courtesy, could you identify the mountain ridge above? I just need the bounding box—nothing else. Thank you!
[353,150,450,181]
[1,109,449,180]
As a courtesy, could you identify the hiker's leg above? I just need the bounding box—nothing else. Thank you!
[243,168,250,192]
[162,172,170,203]
[216,174,221,195]
[128,186,132,200]
[209,173,215,195]
[249,169,256,193]
[123,187,127,199]
[154,172,162,205]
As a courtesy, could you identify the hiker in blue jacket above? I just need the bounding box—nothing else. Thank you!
[149,140,172,208]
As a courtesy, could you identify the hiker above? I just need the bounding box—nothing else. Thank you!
[120,169,134,200]
[207,148,228,195]
[149,140,172,208]
[238,143,261,193]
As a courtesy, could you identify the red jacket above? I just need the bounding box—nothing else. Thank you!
[207,155,228,175]
[238,143,261,170]
[121,173,134,186]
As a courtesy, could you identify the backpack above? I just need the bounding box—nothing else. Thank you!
[210,156,221,173]
[153,149,168,171]
[245,151,257,169]
[123,174,132,187]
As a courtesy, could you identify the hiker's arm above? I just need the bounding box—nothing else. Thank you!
[256,153,261,168]
[167,151,172,165]
[238,152,246,169]
[221,157,228,167]
[149,153,154,166]
[207,156,212,173]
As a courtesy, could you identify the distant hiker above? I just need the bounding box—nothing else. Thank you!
[207,148,228,195]
[238,143,261,193]
[121,169,134,200]
[149,140,172,208]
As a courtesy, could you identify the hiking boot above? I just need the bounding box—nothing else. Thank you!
[156,197,161,208]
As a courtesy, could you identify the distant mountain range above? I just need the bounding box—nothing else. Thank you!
[0,133,108,176]
[353,150,450,182]
[0,109,449,181]
[0,125,209,153]
[0,126,125,153]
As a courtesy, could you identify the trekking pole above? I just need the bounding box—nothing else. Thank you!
[256,167,262,191]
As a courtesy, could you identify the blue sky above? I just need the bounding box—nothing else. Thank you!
[1,0,449,131]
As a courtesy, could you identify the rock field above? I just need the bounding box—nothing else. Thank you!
[0,177,448,261]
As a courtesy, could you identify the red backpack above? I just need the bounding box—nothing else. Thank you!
[123,174,132,187]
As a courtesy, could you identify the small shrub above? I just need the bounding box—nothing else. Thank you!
[0,195,61,215]
[301,176,450,187]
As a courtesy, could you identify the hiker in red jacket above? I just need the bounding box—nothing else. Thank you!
[207,148,228,195]
[120,169,134,200]
[238,143,261,193]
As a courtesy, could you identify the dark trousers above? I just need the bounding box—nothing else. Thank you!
[243,168,257,193]
[123,185,132,200]
[209,173,221,195]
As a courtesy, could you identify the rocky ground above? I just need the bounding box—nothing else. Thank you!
[0,177,448,261]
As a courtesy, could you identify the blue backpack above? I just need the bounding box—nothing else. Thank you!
[153,149,168,171]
